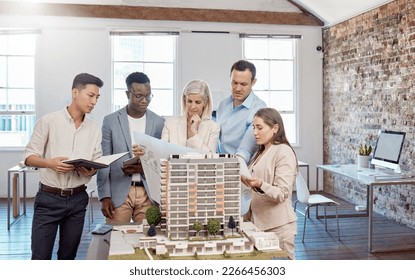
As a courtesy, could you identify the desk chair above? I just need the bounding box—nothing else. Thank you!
[294,173,340,242]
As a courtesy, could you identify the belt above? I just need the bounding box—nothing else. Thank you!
[131,181,144,187]
[39,183,86,196]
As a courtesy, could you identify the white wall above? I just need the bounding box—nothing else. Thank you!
[0,15,323,197]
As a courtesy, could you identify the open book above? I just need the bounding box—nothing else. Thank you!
[63,152,128,169]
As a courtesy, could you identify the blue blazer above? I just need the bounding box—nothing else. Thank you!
[97,106,165,208]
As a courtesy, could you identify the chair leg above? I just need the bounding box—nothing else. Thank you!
[302,206,309,243]
[324,205,328,231]
[335,205,340,240]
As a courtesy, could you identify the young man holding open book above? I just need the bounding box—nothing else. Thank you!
[24,73,104,259]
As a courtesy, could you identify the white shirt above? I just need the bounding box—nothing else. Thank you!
[24,108,102,189]
[128,113,146,182]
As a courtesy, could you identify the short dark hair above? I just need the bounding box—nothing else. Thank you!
[126,72,150,89]
[72,73,104,89]
[230,60,256,81]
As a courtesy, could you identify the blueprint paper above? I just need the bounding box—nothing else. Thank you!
[133,132,199,204]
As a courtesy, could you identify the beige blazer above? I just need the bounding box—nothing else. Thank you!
[248,144,298,231]
[161,116,220,153]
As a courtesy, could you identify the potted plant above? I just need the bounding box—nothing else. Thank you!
[358,144,372,168]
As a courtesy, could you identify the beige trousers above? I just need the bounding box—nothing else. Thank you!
[106,186,152,224]
[266,221,297,260]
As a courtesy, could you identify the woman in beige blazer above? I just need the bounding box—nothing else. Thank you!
[161,80,219,153]
[241,107,298,259]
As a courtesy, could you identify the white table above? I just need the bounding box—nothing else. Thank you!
[316,164,415,253]
[7,164,38,230]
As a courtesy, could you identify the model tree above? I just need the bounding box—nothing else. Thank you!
[228,216,236,236]
[147,224,156,237]
[192,220,203,237]
[146,205,161,226]
[207,219,220,237]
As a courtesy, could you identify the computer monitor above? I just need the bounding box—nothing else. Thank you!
[371,130,406,173]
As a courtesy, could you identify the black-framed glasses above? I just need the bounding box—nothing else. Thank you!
[128,90,153,102]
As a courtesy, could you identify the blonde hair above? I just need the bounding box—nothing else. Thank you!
[181,80,213,120]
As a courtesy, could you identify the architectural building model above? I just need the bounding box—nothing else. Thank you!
[107,154,281,258]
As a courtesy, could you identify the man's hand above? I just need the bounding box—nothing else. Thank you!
[121,163,143,176]
[101,197,115,219]
[48,157,74,174]
[132,144,145,157]
[75,166,97,177]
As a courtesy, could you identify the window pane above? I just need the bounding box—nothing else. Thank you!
[0,88,6,110]
[0,32,36,147]
[149,89,173,117]
[244,37,297,144]
[0,57,5,87]
[113,36,143,61]
[254,90,270,105]
[0,114,36,147]
[6,34,36,55]
[8,89,35,111]
[113,89,127,111]
[113,62,144,89]
[8,57,35,88]
[143,36,175,62]
[251,60,269,90]
[112,34,176,115]
[244,39,268,59]
[144,63,173,89]
[269,40,293,59]
[270,61,293,90]
[269,91,293,111]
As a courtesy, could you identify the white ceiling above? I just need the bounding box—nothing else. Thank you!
[1,0,396,27]
[295,0,395,27]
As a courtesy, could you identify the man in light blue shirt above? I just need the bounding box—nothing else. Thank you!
[216,60,266,163]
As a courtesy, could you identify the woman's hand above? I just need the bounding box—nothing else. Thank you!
[188,114,202,136]
[241,175,264,194]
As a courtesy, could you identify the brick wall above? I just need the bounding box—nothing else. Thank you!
[322,0,415,228]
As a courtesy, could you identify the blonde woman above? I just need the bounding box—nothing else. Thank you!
[162,80,219,153]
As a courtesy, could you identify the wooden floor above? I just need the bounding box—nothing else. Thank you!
[1,192,415,260]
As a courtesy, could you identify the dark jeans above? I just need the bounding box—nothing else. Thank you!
[31,189,88,260]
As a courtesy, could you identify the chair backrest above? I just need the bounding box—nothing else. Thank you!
[295,173,310,203]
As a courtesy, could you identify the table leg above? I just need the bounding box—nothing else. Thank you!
[315,166,368,219]
[7,171,11,230]
[369,185,373,252]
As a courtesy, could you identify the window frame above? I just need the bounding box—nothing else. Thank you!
[0,30,38,149]
[241,34,301,146]
[110,31,179,116]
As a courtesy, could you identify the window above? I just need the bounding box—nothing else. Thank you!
[111,32,177,116]
[0,31,37,148]
[242,35,299,144]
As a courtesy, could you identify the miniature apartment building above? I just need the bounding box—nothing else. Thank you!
[159,154,240,240]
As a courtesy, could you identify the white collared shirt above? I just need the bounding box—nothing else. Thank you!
[24,108,102,189]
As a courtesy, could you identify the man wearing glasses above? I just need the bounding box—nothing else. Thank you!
[97,72,165,224]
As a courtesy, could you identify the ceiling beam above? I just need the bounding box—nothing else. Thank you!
[0,1,324,26]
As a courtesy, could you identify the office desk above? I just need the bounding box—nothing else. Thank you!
[316,164,415,253]
[7,164,38,230]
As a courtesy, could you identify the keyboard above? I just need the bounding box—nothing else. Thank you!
[358,169,404,181]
